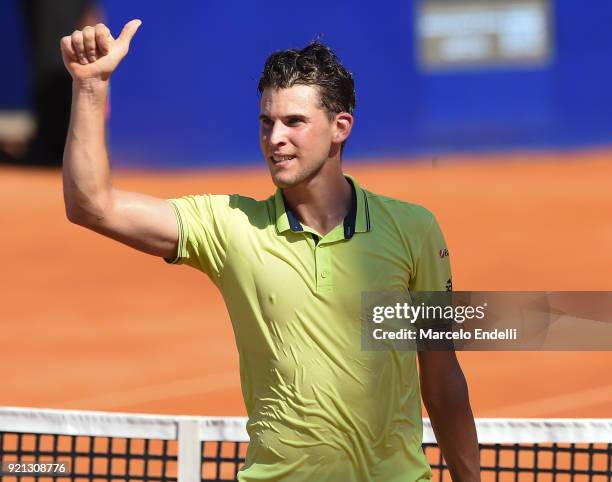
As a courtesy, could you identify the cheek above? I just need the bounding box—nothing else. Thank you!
[259,130,269,151]
[300,126,332,152]
[310,130,333,155]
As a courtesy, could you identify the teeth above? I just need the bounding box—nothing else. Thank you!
[273,155,295,162]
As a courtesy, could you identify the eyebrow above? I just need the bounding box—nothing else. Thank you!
[258,114,308,121]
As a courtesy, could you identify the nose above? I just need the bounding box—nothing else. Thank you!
[269,120,288,147]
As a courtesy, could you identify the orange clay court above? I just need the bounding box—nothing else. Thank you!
[1,148,611,418]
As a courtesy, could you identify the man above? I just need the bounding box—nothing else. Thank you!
[61,19,480,482]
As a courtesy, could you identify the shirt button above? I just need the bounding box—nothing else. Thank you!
[321,270,328,278]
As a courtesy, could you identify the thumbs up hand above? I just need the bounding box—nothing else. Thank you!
[60,20,142,83]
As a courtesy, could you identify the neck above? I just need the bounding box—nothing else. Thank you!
[282,164,352,236]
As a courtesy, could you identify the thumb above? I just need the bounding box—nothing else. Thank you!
[118,19,142,45]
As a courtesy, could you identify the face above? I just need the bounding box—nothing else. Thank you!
[259,85,340,189]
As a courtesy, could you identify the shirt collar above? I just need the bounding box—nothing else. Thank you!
[274,175,371,238]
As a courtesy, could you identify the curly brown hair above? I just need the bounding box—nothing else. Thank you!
[258,41,356,120]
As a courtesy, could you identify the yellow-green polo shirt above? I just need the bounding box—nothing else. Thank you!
[167,176,451,482]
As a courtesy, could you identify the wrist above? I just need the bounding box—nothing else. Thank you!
[73,78,109,95]
[72,79,109,107]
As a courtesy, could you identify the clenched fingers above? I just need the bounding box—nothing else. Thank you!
[60,35,77,62]
[82,26,97,62]
[95,23,112,55]
[71,30,87,64]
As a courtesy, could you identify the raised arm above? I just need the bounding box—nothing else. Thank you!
[61,20,178,258]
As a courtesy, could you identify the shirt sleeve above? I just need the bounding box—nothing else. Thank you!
[409,215,452,292]
[164,194,234,280]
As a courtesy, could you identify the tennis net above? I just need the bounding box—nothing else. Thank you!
[0,407,610,481]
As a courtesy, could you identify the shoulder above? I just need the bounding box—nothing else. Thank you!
[170,193,271,211]
[207,193,277,230]
[228,194,276,222]
[169,193,274,226]
[364,189,437,233]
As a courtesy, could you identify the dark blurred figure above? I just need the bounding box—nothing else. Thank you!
[18,0,100,166]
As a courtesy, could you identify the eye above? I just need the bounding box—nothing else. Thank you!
[260,118,273,128]
[286,117,304,126]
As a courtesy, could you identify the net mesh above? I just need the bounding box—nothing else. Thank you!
[198,441,612,481]
[423,442,612,482]
[0,408,610,482]
[0,432,178,481]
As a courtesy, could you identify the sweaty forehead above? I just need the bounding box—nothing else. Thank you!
[260,85,323,116]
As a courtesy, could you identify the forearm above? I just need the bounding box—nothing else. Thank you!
[425,383,480,482]
[63,79,113,224]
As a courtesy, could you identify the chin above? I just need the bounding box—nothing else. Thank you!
[270,173,297,189]
[269,167,302,189]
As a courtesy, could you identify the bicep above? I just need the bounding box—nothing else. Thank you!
[88,188,179,259]
[418,351,468,403]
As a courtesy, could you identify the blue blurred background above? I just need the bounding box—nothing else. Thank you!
[2,0,612,167]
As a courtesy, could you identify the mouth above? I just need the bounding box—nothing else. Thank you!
[269,154,296,166]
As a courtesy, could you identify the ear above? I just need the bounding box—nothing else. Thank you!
[333,113,353,144]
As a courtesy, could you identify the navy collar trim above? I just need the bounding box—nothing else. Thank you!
[283,178,358,239]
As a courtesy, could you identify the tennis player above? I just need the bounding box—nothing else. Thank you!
[61,20,480,482]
